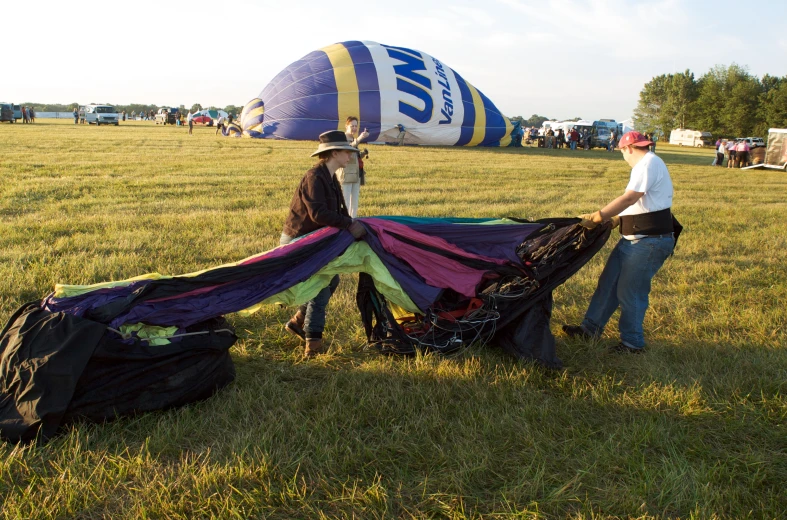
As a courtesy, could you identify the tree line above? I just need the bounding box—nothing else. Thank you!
[633,64,787,138]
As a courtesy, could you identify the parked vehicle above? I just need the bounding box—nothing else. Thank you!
[192,115,213,126]
[740,129,787,171]
[13,104,22,121]
[669,129,712,147]
[155,107,179,125]
[738,137,765,148]
[0,103,15,123]
[591,119,617,149]
[79,104,120,126]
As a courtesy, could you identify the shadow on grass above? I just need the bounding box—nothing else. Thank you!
[29,332,784,518]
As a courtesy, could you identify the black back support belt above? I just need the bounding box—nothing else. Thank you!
[620,207,673,235]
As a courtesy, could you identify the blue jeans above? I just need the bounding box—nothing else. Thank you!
[570,141,577,150]
[280,233,339,339]
[581,236,674,349]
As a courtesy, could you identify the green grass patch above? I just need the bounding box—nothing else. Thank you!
[0,120,785,519]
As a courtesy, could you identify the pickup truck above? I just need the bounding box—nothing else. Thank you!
[155,108,179,125]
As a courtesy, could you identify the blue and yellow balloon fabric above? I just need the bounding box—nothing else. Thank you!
[240,41,513,147]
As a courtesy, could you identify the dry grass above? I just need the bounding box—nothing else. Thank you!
[0,120,785,519]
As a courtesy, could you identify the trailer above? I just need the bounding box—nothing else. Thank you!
[669,129,712,147]
[742,128,787,171]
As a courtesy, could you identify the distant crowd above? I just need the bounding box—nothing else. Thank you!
[513,125,658,153]
[714,139,756,168]
[19,106,36,123]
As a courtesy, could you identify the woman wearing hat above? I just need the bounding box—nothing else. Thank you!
[281,130,367,358]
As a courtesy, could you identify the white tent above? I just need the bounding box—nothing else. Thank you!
[619,119,635,133]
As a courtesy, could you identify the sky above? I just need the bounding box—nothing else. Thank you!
[4,0,786,122]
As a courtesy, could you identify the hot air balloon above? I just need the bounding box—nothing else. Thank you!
[241,41,513,146]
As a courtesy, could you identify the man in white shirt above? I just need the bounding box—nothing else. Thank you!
[215,114,226,135]
[563,131,675,353]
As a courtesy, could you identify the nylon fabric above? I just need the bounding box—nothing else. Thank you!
[240,241,419,315]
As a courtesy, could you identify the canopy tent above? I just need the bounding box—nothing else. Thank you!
[1,216,611,444]
[619,119,635,134]
[193,109,228,121]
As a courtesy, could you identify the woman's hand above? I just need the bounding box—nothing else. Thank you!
[348,220,367,239]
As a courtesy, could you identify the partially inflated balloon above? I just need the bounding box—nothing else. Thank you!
[241,41,512,146]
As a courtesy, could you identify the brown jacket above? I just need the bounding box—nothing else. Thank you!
[283,162,352,238]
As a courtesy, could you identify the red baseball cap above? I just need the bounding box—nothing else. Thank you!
[618,131,653,149]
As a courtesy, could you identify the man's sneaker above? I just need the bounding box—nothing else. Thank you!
[611,342,645,354]
[562,324,594,340]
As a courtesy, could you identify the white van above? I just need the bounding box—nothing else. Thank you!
[669,129,712,147]
[80,104,120,126]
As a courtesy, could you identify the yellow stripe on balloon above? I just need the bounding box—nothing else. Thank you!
[499,117,514,147]
[321,43,360,131]
[465,81,486,146]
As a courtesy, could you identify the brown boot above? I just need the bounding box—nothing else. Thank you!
[304,339,326,358]
[284,310,305,339]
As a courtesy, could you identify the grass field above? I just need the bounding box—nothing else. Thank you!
[1,120,785,519]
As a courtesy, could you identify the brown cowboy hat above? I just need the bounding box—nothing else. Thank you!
[310,130,359,157]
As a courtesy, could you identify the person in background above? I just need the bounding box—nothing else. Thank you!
[21,106,27,124]
[73,107,79,124]
[735,139,750,168]
[336,116,369,218]
[215,113,226,135]
[187,110,194,135]
[608,130,617,152]
[281,130,367,358]
[557,128,565,149]
[649,132,657,152]
[563,131,675,353]
[726,139,737,169]
[29,107,35,123]
[716,140,727,167]
[569,128,579,150]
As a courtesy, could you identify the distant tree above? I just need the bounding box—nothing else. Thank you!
[190,103,202,113]
[722,71,761,137]
[633,70,697,135]
[524,114,549,127]
[757,77,787,135]
[693,64,761,137]
[634,69,698,134]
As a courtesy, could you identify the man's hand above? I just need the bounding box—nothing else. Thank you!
[348,220,367,239]
[578,213,599,229]
[578,211,614,229]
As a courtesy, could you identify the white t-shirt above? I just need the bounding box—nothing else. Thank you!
[217,116,225,125]
[619,152,673,239]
